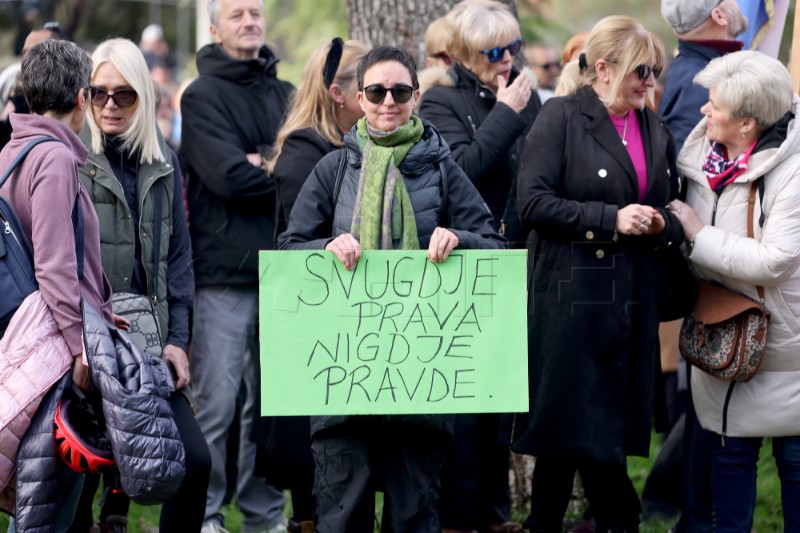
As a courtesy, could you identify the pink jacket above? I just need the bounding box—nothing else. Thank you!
[0,291,73,507]
[0,113,113,355]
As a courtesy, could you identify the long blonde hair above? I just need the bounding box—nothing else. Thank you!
[265,39,369,173]
[559,15,665,107]
[86,38,165,164]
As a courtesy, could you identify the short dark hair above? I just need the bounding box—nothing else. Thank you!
[356,46,419,90]
[22,40,91,115]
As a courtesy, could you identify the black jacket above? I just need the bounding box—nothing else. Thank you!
[180,44,293,286]
[253,127,336,477]
[278,119,506,437]
[418,63,540,245]
[274,127,337,235]
[658,40,729,153]
[513,87,682,462]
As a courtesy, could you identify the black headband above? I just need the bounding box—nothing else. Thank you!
[323,37,344,89]
[578,52,588,72]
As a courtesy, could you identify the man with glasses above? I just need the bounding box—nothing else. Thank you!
[179,0,293,532]
[523,42,560,103]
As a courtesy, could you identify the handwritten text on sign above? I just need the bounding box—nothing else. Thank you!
[259,250,527,416]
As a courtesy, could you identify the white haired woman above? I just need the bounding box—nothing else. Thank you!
[69,38,210,533]
[418,1,539,531]
[514,15,682,532]
[668,50,800,533]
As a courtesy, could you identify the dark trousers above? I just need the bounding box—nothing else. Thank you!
[69,393,211,532]
[311,419,449,533]
[527,457,642,532]
[711,435,800,533]
[438,413,511,530]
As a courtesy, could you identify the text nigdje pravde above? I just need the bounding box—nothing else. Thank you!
[298,252,499,406]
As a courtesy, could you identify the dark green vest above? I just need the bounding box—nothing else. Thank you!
[78,127,174,341]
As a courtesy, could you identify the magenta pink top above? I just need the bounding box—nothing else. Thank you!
[610,111,648,202]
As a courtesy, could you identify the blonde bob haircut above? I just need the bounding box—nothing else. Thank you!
[694,50,792,131]
[87,38,165,164]
[561,15,665,109]
[265,39,369,174]
[447,0,520,66]
[425,16,452,57]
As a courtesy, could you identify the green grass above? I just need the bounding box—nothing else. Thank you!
[0,438,784,532]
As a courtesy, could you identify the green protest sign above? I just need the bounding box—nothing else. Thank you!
[259,249,528,416]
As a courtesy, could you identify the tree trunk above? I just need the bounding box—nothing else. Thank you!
[346,0,519,66]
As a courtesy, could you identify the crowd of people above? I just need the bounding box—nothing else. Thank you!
[1,0,799,532]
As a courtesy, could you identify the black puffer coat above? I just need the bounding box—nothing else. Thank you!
[81,301,184,504]
[14,373,76,532]
[278,119,506,437]
[180,44,293,287]
[419,64,540,245]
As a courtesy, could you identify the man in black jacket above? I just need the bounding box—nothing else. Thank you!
[179,0,293,531]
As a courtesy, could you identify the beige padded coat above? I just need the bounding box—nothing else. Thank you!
[679,95,800,438]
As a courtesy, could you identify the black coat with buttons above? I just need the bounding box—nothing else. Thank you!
[419,63,540,246]
[512,86,683,462]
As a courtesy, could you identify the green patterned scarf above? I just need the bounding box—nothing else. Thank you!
[350,114,424,250]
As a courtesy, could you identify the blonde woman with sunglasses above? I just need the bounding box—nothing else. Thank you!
[417,2,540,532]
[73,37,210,533]
[279,46,505,532]
[514,16,682,532]
[419,0,540,249]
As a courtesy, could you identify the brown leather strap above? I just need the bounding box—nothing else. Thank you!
[747,181,766,303]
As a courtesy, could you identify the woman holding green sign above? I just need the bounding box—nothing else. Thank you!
[279,45,505,533]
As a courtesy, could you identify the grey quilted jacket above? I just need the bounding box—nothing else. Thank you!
[13,302,185,531]
[81,300,184,504]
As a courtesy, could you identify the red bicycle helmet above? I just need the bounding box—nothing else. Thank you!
[54,396,116,474]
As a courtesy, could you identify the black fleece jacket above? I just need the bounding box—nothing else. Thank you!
[180,44,293,286]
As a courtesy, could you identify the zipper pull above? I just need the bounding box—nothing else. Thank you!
[3,220,11,235]
[721,432,726,448]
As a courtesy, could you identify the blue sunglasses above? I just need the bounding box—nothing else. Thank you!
[479,38,523,63]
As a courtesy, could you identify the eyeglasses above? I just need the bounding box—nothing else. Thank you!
[362,84,415,104]
[607,61,662,81]
[479,38,523,63]
[89,86,138,108]
[634,64,662,81]
[534,61,560,71]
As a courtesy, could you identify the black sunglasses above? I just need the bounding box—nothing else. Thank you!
[362,84,415,104]
[634,63,662,81]
[534,61,560,71]
[479,38,522,63]
[89,86,138,108]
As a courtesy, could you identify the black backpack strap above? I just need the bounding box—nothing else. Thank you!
[0,137,62,188]
[1,136,84,279]
[72,193,84,280]
[439,159,449,228]
[331,146,349,209]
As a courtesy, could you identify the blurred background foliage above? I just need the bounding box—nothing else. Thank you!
[0,0,795,85]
